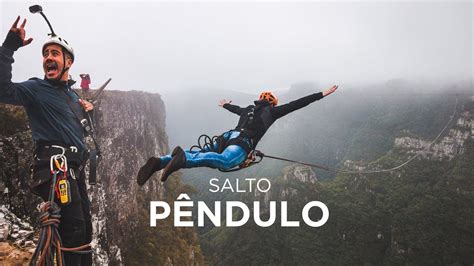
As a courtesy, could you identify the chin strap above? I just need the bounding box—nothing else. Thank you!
[57,49,71,81]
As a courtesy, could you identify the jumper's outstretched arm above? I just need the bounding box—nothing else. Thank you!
[323,85,338,97]
[272,85,339,119]
[220,99,243,115]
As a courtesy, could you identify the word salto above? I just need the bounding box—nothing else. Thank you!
[209,177,271,193]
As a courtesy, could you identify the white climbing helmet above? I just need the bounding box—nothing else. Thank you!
[42,35,74,62]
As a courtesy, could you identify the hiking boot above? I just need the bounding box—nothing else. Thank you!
[137,157,162,186]
[160,146,186,182]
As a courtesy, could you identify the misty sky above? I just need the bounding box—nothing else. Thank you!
[0,1,472,94]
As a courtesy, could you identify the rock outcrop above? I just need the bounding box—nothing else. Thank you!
[0,205,35,265]
[394,108,472,160]
[283,164,317,184]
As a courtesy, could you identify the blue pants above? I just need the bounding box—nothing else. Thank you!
[160,131,248,170]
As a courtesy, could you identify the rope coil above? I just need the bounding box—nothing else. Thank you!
[189,134,222,153]
[30,154,92,266]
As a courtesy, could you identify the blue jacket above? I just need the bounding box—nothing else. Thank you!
[0,46,85,150]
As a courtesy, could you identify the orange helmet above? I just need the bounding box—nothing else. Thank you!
[259,91,278,106]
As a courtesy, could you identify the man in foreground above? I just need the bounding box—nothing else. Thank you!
[0,16,93,265]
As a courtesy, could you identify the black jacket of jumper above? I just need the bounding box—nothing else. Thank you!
[223,92,324,149]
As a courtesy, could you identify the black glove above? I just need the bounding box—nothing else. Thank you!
[2,30,23,51]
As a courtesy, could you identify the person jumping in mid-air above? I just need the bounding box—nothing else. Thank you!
[137,85,338,185]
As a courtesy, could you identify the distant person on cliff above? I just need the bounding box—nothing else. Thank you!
[137,85,338,185]
[0,16,93,265]
[79,73,91,98]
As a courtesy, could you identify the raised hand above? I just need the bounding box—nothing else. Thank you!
[12,16,33,46]
[3,16,33,51]
[218,99,232,107]
[323,85,338,97]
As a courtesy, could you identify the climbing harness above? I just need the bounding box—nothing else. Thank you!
[190,134,225,154]
[62,87,101,185]
[218,150,264,172]
[189,132,257,172]
[77,77,112,183]
[74,77,112,183]
[30,148,91,266]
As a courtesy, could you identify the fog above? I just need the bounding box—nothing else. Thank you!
[0,1,472,94]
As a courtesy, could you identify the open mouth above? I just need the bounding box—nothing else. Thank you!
[45,62,59,76]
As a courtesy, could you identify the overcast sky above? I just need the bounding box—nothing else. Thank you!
[0,1,472,94]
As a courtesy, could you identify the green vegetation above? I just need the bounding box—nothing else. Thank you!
[193,96,474,265]
[199,139,473,265]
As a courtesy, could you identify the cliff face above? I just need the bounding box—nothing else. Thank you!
[394,110,472,160]
[0,90,203,265]
[90,90,169,264]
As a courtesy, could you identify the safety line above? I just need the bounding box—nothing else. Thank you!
[262,96,460,174]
